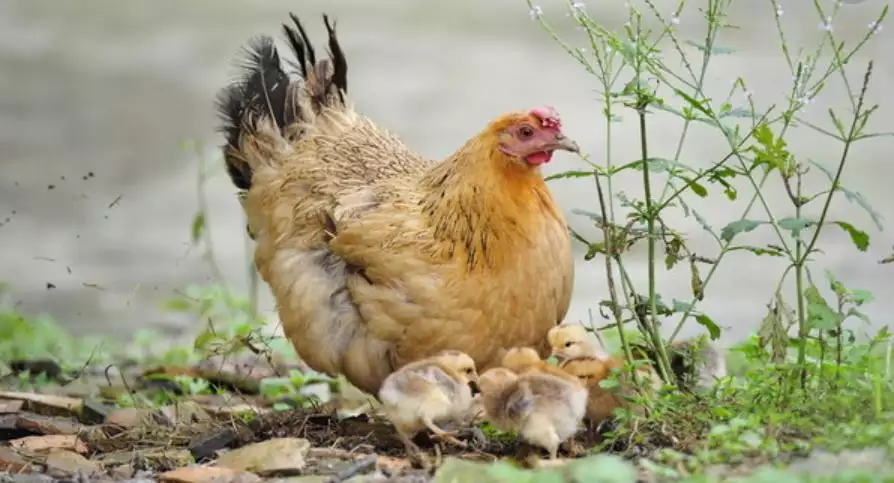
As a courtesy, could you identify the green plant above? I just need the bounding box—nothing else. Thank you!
[529,0,888,391]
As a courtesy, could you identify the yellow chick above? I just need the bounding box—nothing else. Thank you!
[560,355,662,424]
[477,367,587,460]
[547,324,609,362]
[501,346,580,383]
[378,350,479,459]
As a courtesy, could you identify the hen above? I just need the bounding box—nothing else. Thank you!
[215,14,577,395]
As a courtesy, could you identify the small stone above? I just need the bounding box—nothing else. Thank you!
[44,448,101,477]
[158,401,211,426]
[111,463,136,479]
[105,407,153,432]
[15,412,85,435]
[9,434,88,454]
[214,438,311,476]
[0,447,31,472]
[159,466,261,483]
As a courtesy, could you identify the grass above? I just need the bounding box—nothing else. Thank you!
[3,0,894,481]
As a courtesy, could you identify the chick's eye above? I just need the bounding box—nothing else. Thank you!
[564,341,573,348]
[518,125,535,138]
[464,368,474,374]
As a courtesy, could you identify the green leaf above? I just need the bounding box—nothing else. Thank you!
[684,40,735,54]
[599,378,620,389]
[720,219,765,243]
[778,217,815,239]
[673,89,713,119]
[190,212,206,244]
[832,221,870,252]
[695,313,721,340]
[672,299,694,313]
[681,177,708,197]
[718,107,755,119]
[162,298,193,312]
[804,285,842,330]
[729,245,786,257]
[544,170,596,182]
[850,289,874,305]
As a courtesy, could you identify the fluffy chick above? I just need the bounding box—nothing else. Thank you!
[477,367,587,459]
[560,356,662,424]
[378,350,479,458]
[547,324,609,362]
[501,347,580,383]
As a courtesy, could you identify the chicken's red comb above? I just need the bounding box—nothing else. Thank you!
[529,105,562,130]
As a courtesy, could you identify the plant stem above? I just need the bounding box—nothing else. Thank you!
[637,106,673,383]
[591,170,636,373]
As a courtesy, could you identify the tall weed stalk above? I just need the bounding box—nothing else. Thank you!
[530,0,890,388]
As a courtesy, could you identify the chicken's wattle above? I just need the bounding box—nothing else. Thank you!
[526,151,553,165]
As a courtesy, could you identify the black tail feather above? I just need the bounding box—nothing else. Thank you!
[216,12,350,194]
[323,15,348,102]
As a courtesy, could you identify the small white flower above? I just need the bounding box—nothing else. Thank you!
[571,1,586,10]
[669,16,680,25]
[819,16,833,31]
[529,5,543,19]
[775,5,784,16]
[743,89,753,99]
[869,20,883,34]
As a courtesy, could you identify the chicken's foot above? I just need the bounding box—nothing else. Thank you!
[422,417,467,448]
[395,429,429,468]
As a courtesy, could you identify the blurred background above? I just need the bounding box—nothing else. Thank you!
[1,0,891,348]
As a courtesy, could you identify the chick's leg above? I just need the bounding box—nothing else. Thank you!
[394,428,428,467]
[422,417,467,448]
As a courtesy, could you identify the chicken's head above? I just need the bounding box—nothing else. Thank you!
[434,349,479,387]
[501,346,544,373]
[547,324,592,362]
[495,105,579,166]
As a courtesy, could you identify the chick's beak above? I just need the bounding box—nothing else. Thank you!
[551,133,579,153]
[469,380,481,395]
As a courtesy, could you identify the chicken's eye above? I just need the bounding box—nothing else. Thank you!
[464,367,474,374]
[518,125,535,138]
[564,341,573,348]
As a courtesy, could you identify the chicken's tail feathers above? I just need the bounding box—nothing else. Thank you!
[282,13,348,110]
[215,13,350,194]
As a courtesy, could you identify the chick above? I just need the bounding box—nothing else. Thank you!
[501,347,580,383]
[477,367,587,459]
[560,355,662,424]
[547,324,610,362]
[378,350,479,459]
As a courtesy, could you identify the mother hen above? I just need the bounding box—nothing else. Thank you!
[216,13,577,395]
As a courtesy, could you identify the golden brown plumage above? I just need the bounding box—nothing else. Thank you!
[215,14,577,396]
[501,346,580,383]
[560,355,662,424]
[477,367,587,459]
[378,350,479,459]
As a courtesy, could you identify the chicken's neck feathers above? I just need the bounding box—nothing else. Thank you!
[419,136,564,271]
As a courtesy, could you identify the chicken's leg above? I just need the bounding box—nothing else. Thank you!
[395,429,428,468]
[422,417,467,448]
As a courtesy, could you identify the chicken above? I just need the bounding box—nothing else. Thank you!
[546,324,610,362]
[636,337,728,390]
[215,14,577,396]
[501,346,579,383]
[378,350,478,459]
[560,355,662,424]
[477,367,587,459]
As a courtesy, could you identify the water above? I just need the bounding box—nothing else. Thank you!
[1,0,892,347]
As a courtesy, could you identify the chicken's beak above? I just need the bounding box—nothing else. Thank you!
[469,380,481,395]
[551,133,580,153]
